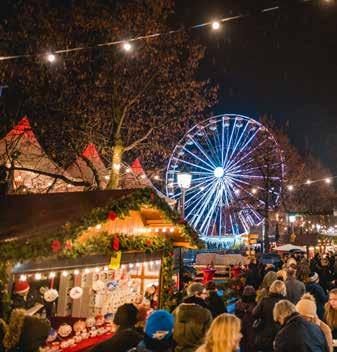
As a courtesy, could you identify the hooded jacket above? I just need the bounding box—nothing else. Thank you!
[173,296,212,352]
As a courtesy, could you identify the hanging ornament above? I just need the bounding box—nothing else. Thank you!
[70,286,83,300]
[146,239,152,247]
[106,280,119,291]
[150,192,155,201]
[92,280,105,292]
[51,240,62,253]
[65,240,73,250]
[44,288,59,302]
[112,237,120,251]
[107,211,117,221]
[58,323,72,338]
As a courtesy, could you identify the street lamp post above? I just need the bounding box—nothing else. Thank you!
[177,172,192,291]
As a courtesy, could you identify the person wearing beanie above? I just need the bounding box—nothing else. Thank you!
[129,310,174,352]
[306,272,328,320]
[12,280,42,311]
[285,263,306,304]
[173,282,212,352]
[235,286,257,352]
[91,303,142,352]
[205,281,226,318]
[296,293,333,352]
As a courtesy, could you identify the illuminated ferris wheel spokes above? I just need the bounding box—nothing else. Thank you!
[166,114,284,238]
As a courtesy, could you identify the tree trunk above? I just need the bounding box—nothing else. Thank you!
[107,143,124,189]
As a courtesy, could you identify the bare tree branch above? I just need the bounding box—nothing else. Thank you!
[124,128,153,152]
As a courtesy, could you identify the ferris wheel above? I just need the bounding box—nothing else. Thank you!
[166,114,285,240]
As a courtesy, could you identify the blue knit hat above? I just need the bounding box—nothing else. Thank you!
[144,310,174,341]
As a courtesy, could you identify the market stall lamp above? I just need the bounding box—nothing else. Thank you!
[325,178,332,184]
[49,272,56,278]
[306,179,312,185]
[287,185,294,191]
[35,273,42,280]
[62,271,68,277]
[19,274,27,281]
[74,269,80,275]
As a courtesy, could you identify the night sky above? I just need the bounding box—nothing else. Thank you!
[176,0,337,172]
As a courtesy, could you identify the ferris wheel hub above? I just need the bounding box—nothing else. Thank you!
[214,167,225,178]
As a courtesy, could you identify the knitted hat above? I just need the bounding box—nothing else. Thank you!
[113,303,138,328]
[296,293,317,318]
[308,272,319,283]
[14,280,30,294]
[145,310,174,341]
[187,282,204,296]
[242,285,256,296]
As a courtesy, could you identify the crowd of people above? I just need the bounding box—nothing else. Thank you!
[88,251,337,352]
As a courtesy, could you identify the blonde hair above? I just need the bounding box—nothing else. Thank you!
[269,280,286,296]
[3,309,26,350]
[325,289,337,328]
[199,313,241,352]
[273,300,296,324]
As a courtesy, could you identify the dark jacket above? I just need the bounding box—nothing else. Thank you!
[246,264,261,289]
[235,300,257,352]
[11,289,42,310]
[274,312,329,352]
[90,328,142,352]
[306,282,328,320]
[205,291,226,318]
[317,266,333,291]
[252,292,284,351]
[173,296,212,352]
[128,337,173,352]
[286,277,306,304]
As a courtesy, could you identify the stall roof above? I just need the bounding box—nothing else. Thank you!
[0,188,196,247]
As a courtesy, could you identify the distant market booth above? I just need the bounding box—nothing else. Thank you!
[0,188,201,351]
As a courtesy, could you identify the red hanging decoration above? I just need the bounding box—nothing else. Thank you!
[107,211,117,221]
[112,237,120,251]
[146,239,152,247]
[150,192,155,201]
[51,240,62,253]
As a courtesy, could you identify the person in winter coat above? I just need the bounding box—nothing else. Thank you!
[196,313,242,352]
[317,258,333,292]
[2,309,50,352]
[235,286,257,352]
[11,280,42,310]
[296,293,333,352]
[128,310,174,352]
[205,281,226,318]
[324,288,337,351]
[90,303,142,352]
[252,280,286,352]
[306,272,328,320]
[173,282,212,352]
[245,259,261,289]
[285,263,306,304]
[256,271,277,303]
[273,299,329,352]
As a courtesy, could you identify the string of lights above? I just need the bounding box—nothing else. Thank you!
[0,0,328,63]
[286,175,336,191]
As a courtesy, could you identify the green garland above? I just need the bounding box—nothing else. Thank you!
[0,188,202,314]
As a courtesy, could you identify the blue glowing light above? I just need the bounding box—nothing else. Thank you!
[166,114,284,239]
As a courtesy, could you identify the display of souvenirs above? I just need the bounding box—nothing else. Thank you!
[58,323,72,338]
[73,320,86,334]
[69,286,83,300]
[44,288,59,302]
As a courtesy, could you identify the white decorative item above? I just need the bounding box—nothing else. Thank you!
[70,286,83,300]
[92,280,105,292]
[44,288,59,302]
[58,323,72,338]
[85,317,96,328]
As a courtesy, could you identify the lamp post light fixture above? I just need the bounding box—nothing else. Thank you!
[176,172,192,292]
[177,172,192,218]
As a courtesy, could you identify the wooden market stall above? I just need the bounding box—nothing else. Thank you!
[0,188,201,351]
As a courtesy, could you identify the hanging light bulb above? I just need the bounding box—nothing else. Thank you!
[84,268,90,274]
[74,269,80,275]
[287,185,294,191]
[46,53,56,63]
[251,188,258,194]
[103,266,109,271]
[20,274,27,281]
[95,267,100,273]
[306,179,312,185]
[95,224,102,230]
[123,42,132,51]
[325,178,331,184]
[62,271,68,277]
[211,21,220,30]
[35,273,42,280]
[49,272,56,279]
